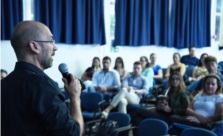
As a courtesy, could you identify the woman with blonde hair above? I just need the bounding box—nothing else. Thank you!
[186,74,223,136]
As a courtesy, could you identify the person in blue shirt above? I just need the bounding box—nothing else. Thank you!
[181,45,199,67]
[87,56,121,99]
[150,53,163,84]
[140,56,154,90]
[101,61,149,117]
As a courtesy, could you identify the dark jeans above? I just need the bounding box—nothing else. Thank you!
[168,115,212,135]
[130,107,172,136]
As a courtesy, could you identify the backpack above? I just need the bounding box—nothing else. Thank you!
[84,119,119,136]
[96,119,119,136]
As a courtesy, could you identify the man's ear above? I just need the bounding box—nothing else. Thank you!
[28,41,41,54]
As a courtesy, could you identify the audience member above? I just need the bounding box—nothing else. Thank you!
[181,45,199,67]
[140,56,154,92]
[87,56,121,99]
[114,57,128,82]
[131,71,190,134]
[1,21,83,135]
[102,61,149,118]
[189,56,223,96]
[165,53,186,79]
[187,73,223,124]
[1,69,8,79]
[191,53,208,81]
[81,57,101,81]
[171,74,223,136]
[163,53,186,90]
[101,61,149,117]
[149,53,163,84]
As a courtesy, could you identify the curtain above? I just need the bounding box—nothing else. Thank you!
[169,0,211,48]
[34,0,106,45]
[1,0,23,40]
[114,0,169,46]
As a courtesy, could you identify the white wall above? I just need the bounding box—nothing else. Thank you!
[1,40,222,87]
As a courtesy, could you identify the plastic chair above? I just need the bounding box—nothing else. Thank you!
[184,66,195,85]
[180,127,217,136]
[218,61,223,74]
[108,118,169,136]
[81,92,105,121]
[218,61,223,69]
[108,112,131,127]
[185,66,195,77]
[138,118,168,136]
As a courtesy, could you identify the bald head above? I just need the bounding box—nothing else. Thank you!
[10,21,50,60]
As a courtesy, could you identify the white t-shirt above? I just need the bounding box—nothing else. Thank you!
[193,94,223,117]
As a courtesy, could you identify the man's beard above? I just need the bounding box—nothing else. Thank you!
[41,50,53,70]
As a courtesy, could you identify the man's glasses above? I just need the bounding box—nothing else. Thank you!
[34,39,55,44]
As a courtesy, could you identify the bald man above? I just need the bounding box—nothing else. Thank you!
[1,21,84,136]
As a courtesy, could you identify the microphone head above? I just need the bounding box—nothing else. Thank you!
[58,63,69,74]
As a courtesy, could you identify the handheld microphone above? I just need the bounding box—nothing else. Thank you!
[58,63,71,83]
[58,63,85,91]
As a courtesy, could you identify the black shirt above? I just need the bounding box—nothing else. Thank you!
[2,61,80,136]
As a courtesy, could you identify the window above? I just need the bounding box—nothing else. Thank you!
[217,0,222,12]
[215,16,221,41]
[110,0,116,40]
[215,0,223,47]
[23,0,34,20]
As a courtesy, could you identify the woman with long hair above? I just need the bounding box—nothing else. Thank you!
[81,57,101,81]
[191,53,208,81]
[140,56,154,91]
[131,71,190,136]
[114,57,128,82]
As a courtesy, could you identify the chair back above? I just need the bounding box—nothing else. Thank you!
[138,118,168,136]
[180,127,217,136]
[218,61,223,73]
[162,68,167,78]
[185,66,194,77]
[81,92,103,112]
[107,112,131,127]
[218,61,223,69]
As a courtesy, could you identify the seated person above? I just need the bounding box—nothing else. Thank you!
[1,69,8,79]
[114,57,128,82]
[171,74,223,136]
[131,71,190,135]
[140,56,154,92]
[191,53,208,81]
[163,53,186,90]
[149,53,163,84]
[166,53,186,80]
[180,45,199,67]
[101,61,149,117]
[188,56,223,96]
[87,56,120,99]
[81,57,101,81]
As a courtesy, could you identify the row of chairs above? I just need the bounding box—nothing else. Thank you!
[84,111,216,136]
[81,92,156,122]
[80,93,216,136]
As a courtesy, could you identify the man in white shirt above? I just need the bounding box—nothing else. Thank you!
[88,56,121,99]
